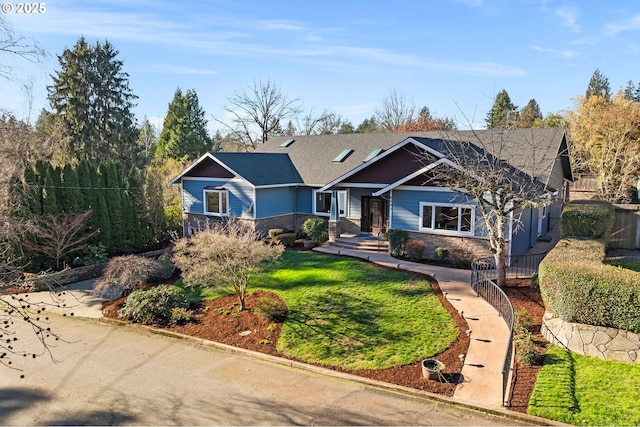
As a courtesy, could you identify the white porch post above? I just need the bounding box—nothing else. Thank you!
[328,190,341,241]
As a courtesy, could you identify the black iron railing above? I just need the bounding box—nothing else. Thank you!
[470,252,545,406]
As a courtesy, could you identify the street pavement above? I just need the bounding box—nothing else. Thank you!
[0,313,534,426]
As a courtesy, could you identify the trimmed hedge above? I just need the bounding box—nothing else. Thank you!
[560,200,614,240]
[540,201,640,333]
[273,232,297,247]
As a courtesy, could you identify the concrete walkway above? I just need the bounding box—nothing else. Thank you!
[313,245,510,409]
[314,226,561,409]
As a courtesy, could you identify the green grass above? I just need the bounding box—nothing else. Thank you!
[610,261,640,272]
[251,251,459,371]
[528,345,640,425]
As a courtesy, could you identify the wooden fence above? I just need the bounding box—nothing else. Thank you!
[610,205,640,250]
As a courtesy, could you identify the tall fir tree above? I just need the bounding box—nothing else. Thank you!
[47,37,139,166]
[517,99,543,128]
[102,162,124,252]
[155,88,211,160]
[486,89,518,129]
[585,68,612,100]
[126,165,150,248]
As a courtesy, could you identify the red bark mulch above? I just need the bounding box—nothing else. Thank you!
[102,274,547,406]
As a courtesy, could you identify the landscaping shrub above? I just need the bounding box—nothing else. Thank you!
[273,232,296,247]
[560,200,614,240]
[434,247,449,262]
[157,253,176,277]
[405,239,425,262]
[254,296,288,322]
[302,217,329,244]
[268,228,288,238]
[119,285,191,324]
[539,201,640,333]
[75,243,109,266]
[515,333,541,365]
[387,228,408,257]
[170,306,194,325]
[514,308,533,335]
[92,255,170,299]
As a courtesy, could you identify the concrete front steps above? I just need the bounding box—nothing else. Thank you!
[327,235,390,253]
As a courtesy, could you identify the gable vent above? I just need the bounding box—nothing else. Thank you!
[332,148,353,162]
[279,139,295,148]
[363,148,384,162]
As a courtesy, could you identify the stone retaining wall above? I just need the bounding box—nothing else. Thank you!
[542,313,640,364]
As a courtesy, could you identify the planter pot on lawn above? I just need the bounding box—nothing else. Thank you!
[303,240,317,249]
[421,358,445,380]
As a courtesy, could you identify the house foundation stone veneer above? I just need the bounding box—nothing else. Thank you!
[542,313,640,364]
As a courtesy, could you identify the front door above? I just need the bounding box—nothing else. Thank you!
[361,196,387,233]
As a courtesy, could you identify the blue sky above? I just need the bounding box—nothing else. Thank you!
[3,0,640,132]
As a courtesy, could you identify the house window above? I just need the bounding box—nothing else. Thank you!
[204,189,229,216]
[419,202,474,235]
[314,190,347,216]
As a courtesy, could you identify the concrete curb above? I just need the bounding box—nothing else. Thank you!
[91,315,566,426]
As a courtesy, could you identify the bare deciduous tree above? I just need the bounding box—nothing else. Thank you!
[375,89,415,132]
[218,79,302,150]
[172,220,284,310]
[426,129,563,286]
[23,211,98,269]
[0,16,46,83]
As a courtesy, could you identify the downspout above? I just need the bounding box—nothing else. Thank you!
[508,210,514,266]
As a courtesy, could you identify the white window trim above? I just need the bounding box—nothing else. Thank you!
[418,202,475,236]
[313,189,348,217]
[203,189,230,217]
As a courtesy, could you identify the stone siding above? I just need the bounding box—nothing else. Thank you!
[406,231,493,263]
[542,314,640,364]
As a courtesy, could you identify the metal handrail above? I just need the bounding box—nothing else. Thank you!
[469,252,545,407]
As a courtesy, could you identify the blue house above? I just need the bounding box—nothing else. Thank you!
[169,128,572,260]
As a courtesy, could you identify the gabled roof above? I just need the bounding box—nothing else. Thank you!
[169,152,302,187]
[264,128,571,188]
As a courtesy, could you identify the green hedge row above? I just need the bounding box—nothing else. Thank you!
[560,200,614,240]
[539,201,640,333]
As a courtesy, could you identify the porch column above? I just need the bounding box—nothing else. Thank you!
[328,190,341,241]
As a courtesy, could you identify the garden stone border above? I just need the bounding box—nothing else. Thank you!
[542,312,640,364]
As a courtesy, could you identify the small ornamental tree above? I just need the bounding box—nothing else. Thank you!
[172,220,284,310]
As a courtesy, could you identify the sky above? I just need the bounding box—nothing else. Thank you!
[2,0,640,133]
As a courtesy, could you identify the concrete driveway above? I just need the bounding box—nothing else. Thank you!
[0,314,530,426]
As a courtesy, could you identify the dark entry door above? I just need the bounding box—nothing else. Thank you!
[361,196,387,233]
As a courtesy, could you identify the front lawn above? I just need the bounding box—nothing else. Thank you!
[528,345,640,426]
[252,251,459,371]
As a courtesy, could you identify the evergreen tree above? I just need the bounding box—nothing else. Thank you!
[89,162,111,249]
[517,99,543,128]
[47,37,139,166]
[623,80,640,102]
[355,116,379,133]
[155,88,211,160]
[61,164,83,213]
[76,159,94,210]
[42,164,60,216]
[126,165,150,248]
[23,164,41,215]
[486,89,518,129]
[102,163,123,252]
[585,68,612,100]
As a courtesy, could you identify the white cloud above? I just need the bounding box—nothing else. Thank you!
[556,7,581,32]
[604,14,640,37]
[531,45,578,58]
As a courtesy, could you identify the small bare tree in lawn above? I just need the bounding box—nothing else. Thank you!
[172,220,284,310]
[427,129,561,286]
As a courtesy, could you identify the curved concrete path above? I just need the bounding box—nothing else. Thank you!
[314,245,510,409]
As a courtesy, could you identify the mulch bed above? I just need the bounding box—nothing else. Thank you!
[102,275,469,397]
